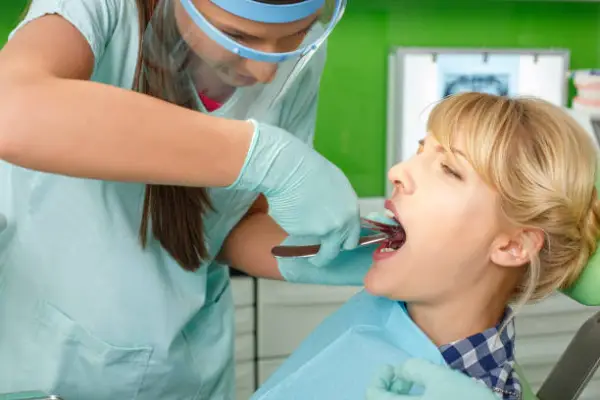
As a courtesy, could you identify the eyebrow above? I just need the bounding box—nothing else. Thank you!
[218,16,319,40]
[419,138,467,159]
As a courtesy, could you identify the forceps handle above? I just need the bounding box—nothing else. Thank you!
[271,232,388,259]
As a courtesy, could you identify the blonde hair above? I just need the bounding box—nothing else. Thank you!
[427,92,600,305]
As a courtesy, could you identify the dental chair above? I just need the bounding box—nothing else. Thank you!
[514,168,600,400]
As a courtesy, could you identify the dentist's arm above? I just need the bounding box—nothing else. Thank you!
[222,204,286,280]
[0,15,251,187]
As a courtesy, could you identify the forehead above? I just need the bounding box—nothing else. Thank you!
[194,0,320,39]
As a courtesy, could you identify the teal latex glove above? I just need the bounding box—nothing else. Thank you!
[0,392,54,400]
[277,238,376,286]
[229,120,360,266]
[366,359,499,400]
[277,212,394,286]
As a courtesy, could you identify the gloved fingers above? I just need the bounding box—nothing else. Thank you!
[342,218,361,251]
[276,241,375,285]
[365,366,404,400]
[279,234,319,247]
[365,365,416,400]
[365,211,398,226]
[393,358,442,387]
[309,233,344,267]
[370,365,395,390]
[389,375,414,395]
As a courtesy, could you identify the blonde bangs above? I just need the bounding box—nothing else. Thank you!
[426,93,525,194]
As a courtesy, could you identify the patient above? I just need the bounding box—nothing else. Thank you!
[255,92,600,400]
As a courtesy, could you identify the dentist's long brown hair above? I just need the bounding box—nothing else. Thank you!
[133,0,212,272]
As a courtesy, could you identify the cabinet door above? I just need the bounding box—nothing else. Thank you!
[257,279,359,358]
[236,361,256,400]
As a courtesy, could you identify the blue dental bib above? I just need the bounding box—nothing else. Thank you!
[252,290,447,399]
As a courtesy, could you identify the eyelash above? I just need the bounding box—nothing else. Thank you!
[441,163,462,180]
[417,140,462,180]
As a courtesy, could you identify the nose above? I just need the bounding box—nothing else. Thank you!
[245,60,278,84]
[388,162,415,195]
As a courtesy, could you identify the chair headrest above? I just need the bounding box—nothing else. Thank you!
[560,109,600,306]
[562,166,600,306]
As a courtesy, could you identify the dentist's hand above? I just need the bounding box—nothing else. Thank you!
[229,120,360,266]
[366,359,499,400]
[276,212,394,286]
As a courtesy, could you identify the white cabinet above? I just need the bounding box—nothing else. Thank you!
[256,279,359,359]
[236,361,256,400]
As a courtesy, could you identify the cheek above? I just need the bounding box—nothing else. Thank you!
[365,244,488,302]
[366,195,499,300]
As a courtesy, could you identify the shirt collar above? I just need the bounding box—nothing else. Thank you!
[438,307,522,399]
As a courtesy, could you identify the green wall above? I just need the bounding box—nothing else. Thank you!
[315,0,600,197]
[2,1,600,197]
[0,2,25,43]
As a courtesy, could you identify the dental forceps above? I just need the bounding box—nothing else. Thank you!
[271,218,399,259]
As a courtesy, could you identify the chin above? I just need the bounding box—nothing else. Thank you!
[364,268,392,298]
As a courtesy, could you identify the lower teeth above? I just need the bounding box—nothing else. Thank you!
[380,247,397,253]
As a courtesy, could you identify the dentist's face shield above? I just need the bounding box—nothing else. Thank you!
[140,0,345,107]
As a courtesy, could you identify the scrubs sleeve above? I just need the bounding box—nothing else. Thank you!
[279,42,328,147]
[10,0,121,71]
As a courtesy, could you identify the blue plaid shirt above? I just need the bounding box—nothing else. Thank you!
[438,308,522,400]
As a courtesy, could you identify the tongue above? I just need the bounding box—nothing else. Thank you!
[389,229,406,249]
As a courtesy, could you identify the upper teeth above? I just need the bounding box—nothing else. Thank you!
[385,209,395,219]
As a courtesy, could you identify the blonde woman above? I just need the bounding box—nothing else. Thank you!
[254,92,600,400]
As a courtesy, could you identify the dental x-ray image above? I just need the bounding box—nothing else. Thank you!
[436,54,519,100]
[442,74,510,97]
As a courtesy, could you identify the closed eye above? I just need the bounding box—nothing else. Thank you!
[441,163,462,180]
[417,139,425,154]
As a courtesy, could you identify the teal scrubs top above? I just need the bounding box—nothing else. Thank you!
[0,0,326,398]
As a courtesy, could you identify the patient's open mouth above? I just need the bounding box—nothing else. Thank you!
[377,200,407,253]
[364,209,406,254]
[380,214,406,252]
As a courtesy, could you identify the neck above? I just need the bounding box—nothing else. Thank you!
[406,270,517,346]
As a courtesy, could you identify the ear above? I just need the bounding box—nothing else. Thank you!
[490,228,545,268]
